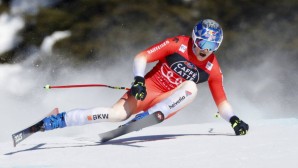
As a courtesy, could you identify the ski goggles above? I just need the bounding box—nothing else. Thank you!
[193,38,220,52]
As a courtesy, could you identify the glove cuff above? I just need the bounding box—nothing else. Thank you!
[134,76,145,83]
[229,116,240,124]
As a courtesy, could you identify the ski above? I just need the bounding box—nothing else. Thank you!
[11,108,59,147]
[99,111,165,143]
[12,121,44,147]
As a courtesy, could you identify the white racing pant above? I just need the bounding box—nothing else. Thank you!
[64,81,198,127]
[64,107,114,127]
[148,81,198,117]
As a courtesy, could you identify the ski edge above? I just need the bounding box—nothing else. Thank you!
[99,111,165,143]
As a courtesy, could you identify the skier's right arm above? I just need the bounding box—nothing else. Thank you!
[131,37,177,101]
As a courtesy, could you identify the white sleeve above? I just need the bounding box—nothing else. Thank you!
[218,101,235,122]
[133,55,147,77]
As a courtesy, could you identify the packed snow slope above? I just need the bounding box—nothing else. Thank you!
[1,118,298,168]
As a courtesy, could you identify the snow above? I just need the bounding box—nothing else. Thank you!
[40,31,71,55]
[0,13,24,55]
[1,118,298,168]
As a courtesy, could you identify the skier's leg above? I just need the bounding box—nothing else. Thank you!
[147,80,198,118]
[43,84,160,130]
[125,80,198,123]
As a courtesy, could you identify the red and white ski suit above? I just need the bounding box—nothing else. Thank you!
[123,35,227,117]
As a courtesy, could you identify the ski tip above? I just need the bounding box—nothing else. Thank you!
[12,134,18,147]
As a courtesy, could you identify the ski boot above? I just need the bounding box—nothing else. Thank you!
[120,111,149,127]
[42,112,67,131]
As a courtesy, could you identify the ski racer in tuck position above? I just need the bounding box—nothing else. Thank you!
[43,19,249,136]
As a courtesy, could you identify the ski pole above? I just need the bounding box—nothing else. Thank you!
[44,84,130,91]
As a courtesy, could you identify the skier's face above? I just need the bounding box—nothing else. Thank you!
[192,44,213,61]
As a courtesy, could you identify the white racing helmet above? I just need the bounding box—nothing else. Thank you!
[192,19,223,52]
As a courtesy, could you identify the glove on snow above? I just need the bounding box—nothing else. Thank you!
[230,116,249,135]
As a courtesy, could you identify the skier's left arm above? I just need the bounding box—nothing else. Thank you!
[208,67,249,136]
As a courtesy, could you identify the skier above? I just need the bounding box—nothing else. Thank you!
[43,19,249,136]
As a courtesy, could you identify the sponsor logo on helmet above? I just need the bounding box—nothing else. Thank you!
[202,29,218,41]
[147,40,170,54]
[87,114,109,121]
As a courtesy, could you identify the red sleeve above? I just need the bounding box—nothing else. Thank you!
[208,58,227,106]
[138,37,180,63]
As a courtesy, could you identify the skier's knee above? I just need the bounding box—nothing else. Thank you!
[116,112,130,122]
[110,108,131,122]
[181,81,198,95]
